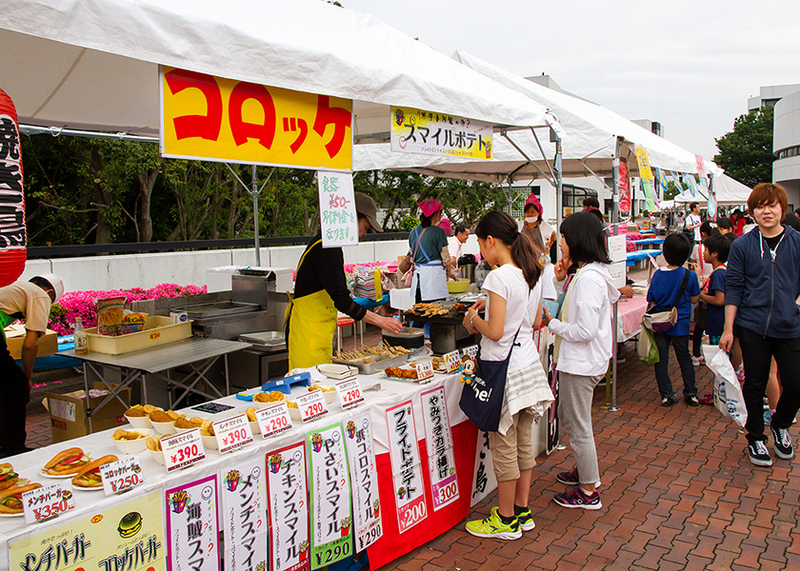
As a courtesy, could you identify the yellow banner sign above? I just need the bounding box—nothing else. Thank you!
[161,67,352,170]
[635,145,654,181]
[390,106,493,160]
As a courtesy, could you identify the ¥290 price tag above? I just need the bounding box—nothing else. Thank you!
[214,414,254,454]
[461,345,479,359]
[162,428,206,472]
[23,481,75,525]
[100,455,144,497]
[443,351,461,373]
[256,401,293,438]
[296,390,329,422]
[414,361,434,382]
[335,377,364,409]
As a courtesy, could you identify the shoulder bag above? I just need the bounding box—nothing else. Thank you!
[400,227,428,287]
[642,268,690,334]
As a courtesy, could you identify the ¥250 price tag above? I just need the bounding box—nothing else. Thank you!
[100,455,144,497]
[23,482,75,525]
[296,390,329,422]
[335,378,364,409]
[214,414,254,454]
[443,351,461,373]
[415,361,434,382]
[256,401,293,438]
[162,428,206,472]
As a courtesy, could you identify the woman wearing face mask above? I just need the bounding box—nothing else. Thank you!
[518,193,556,260]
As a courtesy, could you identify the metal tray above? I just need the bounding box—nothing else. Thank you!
[332,353,409,375]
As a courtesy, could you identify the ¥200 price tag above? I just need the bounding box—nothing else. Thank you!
[443,351,461,373]
[296,390,329,422]
[256,401,293,438]
[214,414,254,454]
[23,482,75,525]
[162,428,206,472]
[461,345,478,359]
[100,455,144,497]
[415,361,434,382]
[335,377,364,409]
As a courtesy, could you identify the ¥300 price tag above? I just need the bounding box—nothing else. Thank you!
[162,428,206,472]
[100,455,144,497]
[214,414,254,454]
[461,345,478,359]
[335,377,364,409]
[23,482,75,525]
[296,390,329,422]
[443,351,461,373]
[415,361,434,382]
[256,401,293,438]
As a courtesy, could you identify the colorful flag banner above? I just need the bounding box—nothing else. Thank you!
[635,146,654,181]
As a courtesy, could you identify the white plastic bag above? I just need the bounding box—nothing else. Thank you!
[703,345,748,428]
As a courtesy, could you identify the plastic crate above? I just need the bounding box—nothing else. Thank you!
[86,315,192,355]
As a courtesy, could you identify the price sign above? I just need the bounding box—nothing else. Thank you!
[256,402,293,438]
[214,414,254,454]
[443,351,461,373]
[22,482,75,525]
[162,428,206,472]
[415,361,434,382]
[335,378,364,409]
[297,390,329,422]
[461,345,479,359]
[100,455,144,496]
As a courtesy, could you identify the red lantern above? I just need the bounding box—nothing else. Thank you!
[0,88,26,287]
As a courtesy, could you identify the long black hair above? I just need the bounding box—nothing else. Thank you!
[559,212,611,264]
[475,211,542,289]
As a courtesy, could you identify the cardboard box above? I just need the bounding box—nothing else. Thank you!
[45,382,131,443]
[4,324,58,360]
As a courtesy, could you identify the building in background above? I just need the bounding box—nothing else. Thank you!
[771,89,800,206]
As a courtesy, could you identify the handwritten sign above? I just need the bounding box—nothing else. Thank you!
[318,171,358,248]
[256,401,293,438]
[297,390,329,423]
[100,455,144,496]
[414,361,434,382]
[607,235,627,264]
[22,482,75,525]
[214,414,254,454]
[443,351,461,373]
[162,428,206,472]
[391,106,493,160]
[335,378,364,409]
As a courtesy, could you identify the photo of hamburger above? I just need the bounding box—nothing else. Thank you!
[117,511,143,538]
[42,447,91,476]
[71,455,118,489]
[0,464,19,491]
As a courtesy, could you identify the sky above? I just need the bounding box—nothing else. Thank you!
[343,0,800,162]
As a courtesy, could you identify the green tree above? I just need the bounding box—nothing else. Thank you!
[714,106,774,188]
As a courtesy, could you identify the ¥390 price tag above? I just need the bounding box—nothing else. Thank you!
[214,414,254,454]
[443,351,461,373]
[415,361,434,382]
[335,377,364,409]
[162,428,206,472]
[296,390,329,422]
[100,455,144,497]
[22,481,75,525]
[256,401,293,438]
[461,345,479,359]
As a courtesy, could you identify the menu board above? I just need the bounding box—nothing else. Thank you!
[165,475,219,571]
[220,459,268,571]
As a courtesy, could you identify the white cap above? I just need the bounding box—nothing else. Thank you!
[32,272,64,304]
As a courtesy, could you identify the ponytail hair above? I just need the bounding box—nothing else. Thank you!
[475,211,542,289]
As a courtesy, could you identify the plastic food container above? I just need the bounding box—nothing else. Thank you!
[447,279,471,294]
[85,316,192,355]
[112,429,153,455]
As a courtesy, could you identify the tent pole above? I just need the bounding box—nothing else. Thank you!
[553,130,563,243]
[609,137,621,412]
[251,166,261,266]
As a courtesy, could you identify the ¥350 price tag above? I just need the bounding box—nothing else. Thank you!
[23,481,75,525]
[296,390,329,422]
[256,401,293,438]
[162,428,206,472]
[100,455,144,497]
[461,345,479,359]
[335,377,364,409]
[443,351,461,373]
[214,414,254,454]
[415,361,434,382]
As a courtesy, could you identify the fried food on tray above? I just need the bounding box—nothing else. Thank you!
[384,367,418,379]
[174,416,203,429]
[112,428,146,441]
[199,419,215,437]
[245,407,258,422]
[146,436,163,452]
[125,405,149,417]
[308,384,335,393]
[453,303,467,312]
[149,410,173,423]
[286,400,298,409]
[254,391,285,403]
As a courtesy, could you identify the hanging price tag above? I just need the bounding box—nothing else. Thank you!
[296,389,329,422]
[335,377,364,409]
[443,351,461,373]
[162,428,206,472]
[22,482,75,525]
[214,414,254,454]
[415,361,434,382]
[100,455,144,496]
[461,345,479,359]
[256,401,293,438]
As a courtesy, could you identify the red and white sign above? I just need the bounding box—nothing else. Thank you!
[166,475,218,571]
[162,428,206,472]
[335,378,364,409]
[100,455,144,496]
[385,400,427,534]
[297,390,329,422]
[414,361,434,382]
[257,402,293,438]
[221,460,268,571]
[214,414,254,454]
[443,351,461,373]
[0,88,27,287]
[22,482,75,525]
[420,386,460,511]
[266,441,310,571]
[343,415,383,551]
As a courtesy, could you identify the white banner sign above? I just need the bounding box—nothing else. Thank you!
[266,441,310,571]
[385,400,427,533]
[318,170,358,248]
[165,475,219,571]
[470,430,498,507]
[343,415,383,552]
[420,385,460,511]
[221,460,268,571]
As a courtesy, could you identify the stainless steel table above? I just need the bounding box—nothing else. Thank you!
[64,337,251,431]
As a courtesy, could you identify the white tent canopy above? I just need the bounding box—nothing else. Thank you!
[674,174,751,206]
[0,0,552,142]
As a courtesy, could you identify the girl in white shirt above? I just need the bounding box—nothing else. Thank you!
[462,211,554,540]
[543,211,620,510]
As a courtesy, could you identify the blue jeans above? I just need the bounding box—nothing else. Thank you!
[653,332,697,398]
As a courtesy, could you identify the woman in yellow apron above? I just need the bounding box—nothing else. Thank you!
[286,193,402,369]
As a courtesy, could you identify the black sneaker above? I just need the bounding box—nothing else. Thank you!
[515,507,535,532]
[770,425,794,460]
[556,466,601,488]
[661,395,680,407]
[685,396,700,407]
[553,487,602,510]
[747,440,773,467]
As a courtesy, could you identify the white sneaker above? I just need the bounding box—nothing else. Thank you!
[691,355,704,367]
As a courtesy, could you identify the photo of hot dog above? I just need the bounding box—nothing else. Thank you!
[42,447,91,476]
[0,464,19,491]
[0,483,42,514]
[71,455,118,489]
